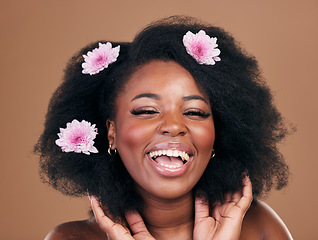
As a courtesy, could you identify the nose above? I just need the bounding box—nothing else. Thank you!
[159,112,187,137]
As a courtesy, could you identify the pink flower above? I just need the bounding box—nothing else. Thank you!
[183,30,221,65]
[55,119,98,155]
[82,42,120,75]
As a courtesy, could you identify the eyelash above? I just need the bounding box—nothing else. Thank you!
[130,109,211,118]
[130,109,159,115]
[184,110,211,118]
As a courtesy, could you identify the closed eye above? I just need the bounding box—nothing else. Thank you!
[130,108,159,115]
[184,109,211,119]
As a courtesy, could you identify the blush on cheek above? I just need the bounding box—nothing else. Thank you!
[121,122,155,145]
[115,120,157,158]
[193,124,215,149]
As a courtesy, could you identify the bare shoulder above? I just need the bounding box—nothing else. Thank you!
[44,218,106,240]
[240,200,293,240]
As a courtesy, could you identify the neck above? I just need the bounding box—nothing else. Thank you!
[139,190,194,240]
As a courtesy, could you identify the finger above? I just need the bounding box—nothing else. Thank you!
[90,196,116,232]
[231,172,249,203]
[211,201,221,222]
[195,195,210,223]
[236,176,253,210]
[125,211,152,236]
[223,192,232,203]
[231,189,242,203]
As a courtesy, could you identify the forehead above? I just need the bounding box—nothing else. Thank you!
[120,60,206,98]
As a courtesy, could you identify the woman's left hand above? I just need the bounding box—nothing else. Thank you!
[193,176,253,240]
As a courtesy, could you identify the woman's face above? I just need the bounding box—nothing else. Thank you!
[108,60,215,200]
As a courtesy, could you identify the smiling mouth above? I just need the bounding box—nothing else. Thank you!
[148,149,191,168]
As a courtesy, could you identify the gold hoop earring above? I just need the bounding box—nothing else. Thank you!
[108,145,117,156]
[211,149,215,159]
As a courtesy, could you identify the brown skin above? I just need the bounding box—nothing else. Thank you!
[44,61,293,240]
[44,200,292,240]
[108,60,215,201]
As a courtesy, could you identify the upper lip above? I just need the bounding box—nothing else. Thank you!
[146,142,194,156]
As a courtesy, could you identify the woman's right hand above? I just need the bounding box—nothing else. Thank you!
[90,196,156,240]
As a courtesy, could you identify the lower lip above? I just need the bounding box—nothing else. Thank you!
[147,154,192,177]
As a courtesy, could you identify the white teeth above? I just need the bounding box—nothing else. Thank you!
[148,149,190,162]
[172,150,179,157]
[167,149,173,156]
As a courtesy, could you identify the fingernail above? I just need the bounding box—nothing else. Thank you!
[87,190,91,200]
[243,175,249,184]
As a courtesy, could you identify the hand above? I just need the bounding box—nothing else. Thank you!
[193,176,253,240]
[90,196,156,240]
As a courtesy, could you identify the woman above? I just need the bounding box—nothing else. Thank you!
[35,16,293,239]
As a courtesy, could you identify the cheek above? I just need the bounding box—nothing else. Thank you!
[115,120,156,153]
[190,122,215,181]
[192,121,215,151]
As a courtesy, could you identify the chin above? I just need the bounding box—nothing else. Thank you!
[135,179,197,201]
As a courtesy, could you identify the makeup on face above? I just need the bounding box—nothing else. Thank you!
[108,60,215,200]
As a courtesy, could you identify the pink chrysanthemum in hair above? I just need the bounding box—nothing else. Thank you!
[183,30,221,65]
[82,42,120,75]
[55,119,98,155]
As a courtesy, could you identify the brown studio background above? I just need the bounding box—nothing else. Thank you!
[1,0,317,239]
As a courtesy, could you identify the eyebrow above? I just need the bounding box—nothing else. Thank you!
[131,93,208,104]
[131,93,160,102]
[182,95,208,104]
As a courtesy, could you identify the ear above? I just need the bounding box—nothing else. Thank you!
[106,120,116,149]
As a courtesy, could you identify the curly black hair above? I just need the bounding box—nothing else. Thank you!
[35,16,289,218]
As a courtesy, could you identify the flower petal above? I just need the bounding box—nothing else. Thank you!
[82,42,120,75]
[183,30,221,65]
[56,119,99,154]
